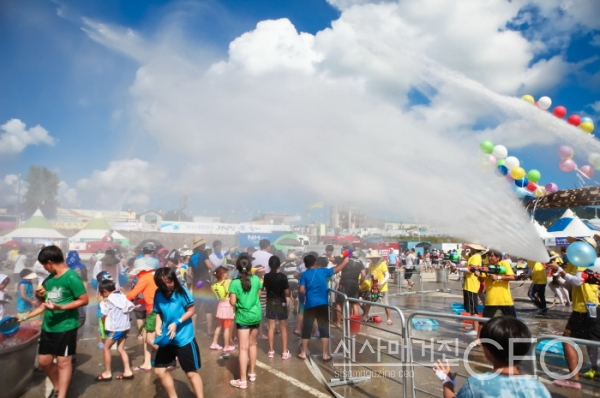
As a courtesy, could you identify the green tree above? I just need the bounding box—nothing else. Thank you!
[22,166,60,218]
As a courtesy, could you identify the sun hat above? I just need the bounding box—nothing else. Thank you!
[181,249,193,256]
[128,258,156,275]
[192,236,207,250]
[99,249,120,265]
[287,252,298,260]
[365,249,382,259]
[464,243,487,251]
[566,235,599,250]
[20,269,38,280]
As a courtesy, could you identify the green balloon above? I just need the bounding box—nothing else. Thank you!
[496,159,505,166]
[527,169,541,183]
[480,140,494,154]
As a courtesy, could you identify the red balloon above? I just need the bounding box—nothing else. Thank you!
[526,182,537,192]
[553,106,567,118]
[567,115,581,126]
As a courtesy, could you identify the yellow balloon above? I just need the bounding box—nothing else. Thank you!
[521,95,535,104]
[535,186,547,197]
[510,167,526,180]
[580,122,595,134]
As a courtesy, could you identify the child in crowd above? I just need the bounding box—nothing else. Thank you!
[434,316,551,398]
[0,274,10,320]
[96,279,135,381]
[263,256,291,359]
[95,271,113,349]
[210,266,235,351]
[229,256,263,389]
[17,269,38,319]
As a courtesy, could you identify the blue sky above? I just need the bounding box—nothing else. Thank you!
[1,0,599,226]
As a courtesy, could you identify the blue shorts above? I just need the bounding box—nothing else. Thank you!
[106,330,129,341]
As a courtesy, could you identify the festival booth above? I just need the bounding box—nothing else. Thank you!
[69,213,129,245]
[545,209,596,246]
[533,220,552,242]
[0,209,67,245]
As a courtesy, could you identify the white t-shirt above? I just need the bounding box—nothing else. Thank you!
[252,250,273,273]
[100,291,134,332]
[33,261,50,280]
[405,254,416,269]
[209,251,226,268]
[13,255,27,274]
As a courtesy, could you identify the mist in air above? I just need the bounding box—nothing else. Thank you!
[78,5,600,262]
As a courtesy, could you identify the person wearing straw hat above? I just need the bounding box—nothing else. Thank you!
[16,269,38,320]
[363,250,393,325]
[455,243,486,337]
[547,235,600,389]
[189,236,217,335]
[126,258,160,372]
[92,249,124,290]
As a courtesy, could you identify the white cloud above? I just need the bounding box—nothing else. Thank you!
[590,101,600,114]
[75,1,600,261]
[76,159,165,209]
[0,119,55,154]
[58,181,78,206]
[0,174,23,206]
[592,35,600,47]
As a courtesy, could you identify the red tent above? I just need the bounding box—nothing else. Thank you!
[0,240,24,248]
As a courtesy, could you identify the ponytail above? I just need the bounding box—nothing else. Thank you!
[268,256,280,274]
[236,257,252,292]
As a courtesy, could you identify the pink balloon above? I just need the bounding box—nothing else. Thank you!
[489,155,497,165]
[567,115,582,126]
[505,174,515,182]
[581,165,595,178]
[558,145,573,159]
[545,183,558,193]
[559,158,577,172]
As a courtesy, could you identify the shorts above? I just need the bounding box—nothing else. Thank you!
[301,305,329,339]
[134,308,147,321]
[155,339,201,373]
[338,282,359,300]
[388,266,396,274]
[266,301,288,320]
[144,312,157,333]
[379,292,389,306]
[106,330,129,341]
[288,281,299,299]
[39,329,78,357]
[404,269,414,280]
[236,323,260,330]
[218,318,233,328]
[463,290,478,315]
[564,311,600,340]
[482,305,517,319]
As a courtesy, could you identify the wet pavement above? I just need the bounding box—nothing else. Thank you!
[7,271,600,397]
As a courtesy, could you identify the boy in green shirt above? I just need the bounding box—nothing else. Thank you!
[24,245,89,398]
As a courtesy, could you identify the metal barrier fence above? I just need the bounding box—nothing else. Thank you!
[392,266,454,296]
[325,289,408,397]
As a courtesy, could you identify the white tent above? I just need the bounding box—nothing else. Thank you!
[70,213,128,243]
[545,209,597,246]
[0,209,66,244]
[533,220,552,240]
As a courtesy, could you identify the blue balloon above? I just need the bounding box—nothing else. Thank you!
[566,241,597,268]
[497,165,508,175]
[582,117,593,124]
[515,177,528,187]
[515,187,531,198]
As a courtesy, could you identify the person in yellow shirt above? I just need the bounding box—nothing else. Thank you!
[527,260,548,314]
[456,243,485,336]
[478,250,517,320]
[547,236,600,389]
[363,250,392,325]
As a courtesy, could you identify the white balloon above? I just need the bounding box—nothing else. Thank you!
[588,153,600,165]
[505,156,520,170]
[538,96,552,110]
[492,145,508,159]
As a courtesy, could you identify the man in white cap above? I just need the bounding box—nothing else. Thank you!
[547,236,600,389]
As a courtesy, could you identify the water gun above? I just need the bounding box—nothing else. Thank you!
[340,249,354,259]
[370,277,381,302]
[468,265,507,275]
[582,269,600,285]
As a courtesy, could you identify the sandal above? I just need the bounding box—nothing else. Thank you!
[297,353,306,360]
[268,351,275,358]
[95,374,112,382]
[387,319,393,325]
[134,366,152,372]
[553,380,582,389]
[230,379,247,389]
[249,373,256,381]
[282,350,292,360]
[323,356,332,362]
[116,374,134,380]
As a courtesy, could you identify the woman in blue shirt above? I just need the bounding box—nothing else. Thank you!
[153,267,204,398]
[298,254,349,361]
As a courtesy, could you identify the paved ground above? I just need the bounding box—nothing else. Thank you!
[4,270,600,397]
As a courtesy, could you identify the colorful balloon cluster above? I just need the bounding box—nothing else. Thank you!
[557,145,597,178]
[480,140,555,197]
[522,95,595,134]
